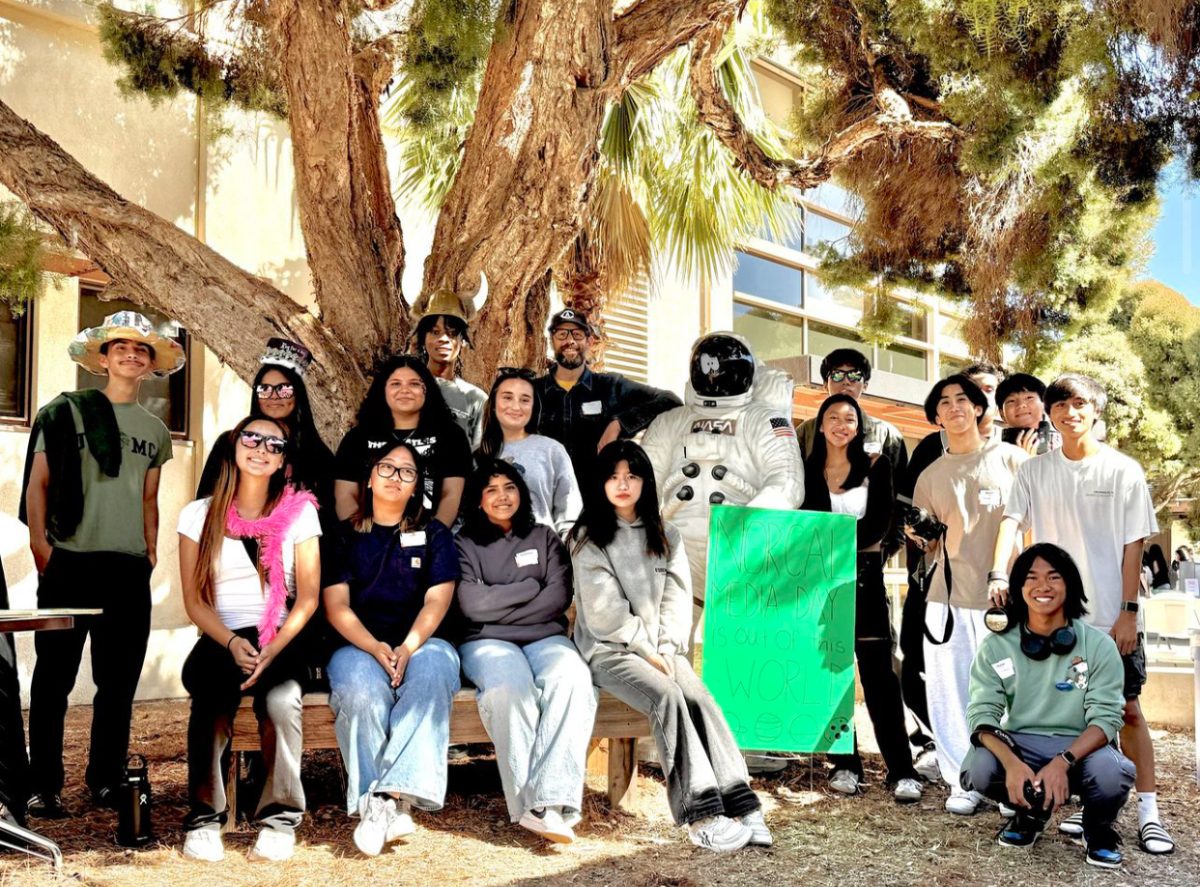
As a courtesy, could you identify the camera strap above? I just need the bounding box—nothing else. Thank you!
[922,527,955,646]
[970,724,1023,761]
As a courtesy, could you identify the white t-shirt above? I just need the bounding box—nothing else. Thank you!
[1005,445,1157,632]
[178,497,322,631]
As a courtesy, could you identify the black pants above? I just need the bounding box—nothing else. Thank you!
[0,561,28,821]
[28,548,152,797]
[829,553,918,783]
[899,542,932,738]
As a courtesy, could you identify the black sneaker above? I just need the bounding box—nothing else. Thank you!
[92,786,120,810]
[1085,825,1124,868]
[997,813,1043,849]
[26,792,70,819]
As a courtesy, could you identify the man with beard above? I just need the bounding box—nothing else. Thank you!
[535,309,680,487]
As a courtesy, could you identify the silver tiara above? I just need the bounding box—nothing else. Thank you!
[260,338,313,377]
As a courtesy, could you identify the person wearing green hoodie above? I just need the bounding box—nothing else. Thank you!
[961,543,1134,869]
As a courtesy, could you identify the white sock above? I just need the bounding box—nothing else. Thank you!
[1137,791,1160,827]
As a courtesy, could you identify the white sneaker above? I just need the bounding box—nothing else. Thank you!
[385,798,415,842]
[1058,810,1083,836]
[519,807,575,844]
[559,807,582,830]
[744,753,789,774]
[354,792,397,857]
[1000,802,1017,818]
[740,809,772,847]
[182,828,224,862]
[893,778,923,803]
[687,815,753,853]
[248,828,295,862]
[914,748,941,782]
[829,769,860,795]
[945,788,984,816]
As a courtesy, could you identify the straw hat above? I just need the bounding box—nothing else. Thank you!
[68,310,186,378]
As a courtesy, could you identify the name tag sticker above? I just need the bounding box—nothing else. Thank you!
[978,488,1001,507]
[400,531,426,548]
[410,556,422,569]
[581,400,603,416]
[991,658,1015,679]
[863,441,882,456]
[515,549,539,567]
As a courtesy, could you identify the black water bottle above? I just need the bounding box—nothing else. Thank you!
[116,754,154,848]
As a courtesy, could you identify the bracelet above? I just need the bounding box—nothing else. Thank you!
[226,635,238,651]
[987,571,1009,585]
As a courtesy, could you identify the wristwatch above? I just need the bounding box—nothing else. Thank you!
[1120,600,1140,613]
[1058,750,1077,769]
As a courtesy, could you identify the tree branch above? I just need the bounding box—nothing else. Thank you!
[613,0,744,85]
[688,21,960,192]
[0,97,366,440]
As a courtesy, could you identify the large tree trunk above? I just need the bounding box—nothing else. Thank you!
[0,99,366,442]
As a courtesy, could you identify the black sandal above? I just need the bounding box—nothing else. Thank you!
[1137,821,1175,855]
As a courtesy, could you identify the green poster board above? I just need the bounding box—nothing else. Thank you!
[701,505,858,753]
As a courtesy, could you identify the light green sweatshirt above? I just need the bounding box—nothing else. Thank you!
[966,618,1126,741]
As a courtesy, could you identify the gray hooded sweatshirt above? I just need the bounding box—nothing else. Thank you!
[571,519,694,663]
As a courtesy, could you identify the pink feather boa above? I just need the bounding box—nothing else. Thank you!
[224,485,318,646]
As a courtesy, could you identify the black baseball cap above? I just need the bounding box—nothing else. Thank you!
[548,308,593,334]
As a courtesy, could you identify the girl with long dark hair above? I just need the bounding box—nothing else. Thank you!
[333,355,471,526]
[455,458,596,842]
[802,394,922,802]
[177,415,321,862]
[477,368,581,535]
[322,443,461,857]
[569,440,768,853]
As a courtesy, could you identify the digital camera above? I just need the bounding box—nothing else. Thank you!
[904,505,947,542]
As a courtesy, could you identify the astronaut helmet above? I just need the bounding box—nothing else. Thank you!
[689,333,756,399]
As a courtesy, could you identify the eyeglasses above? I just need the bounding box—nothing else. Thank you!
[238,430,287,455]
[828,370,865,384]
[497,366,537,380]
[551,329,588,343]
[387,379,426,393]
[255,382,296,400]
[374,462,418,482]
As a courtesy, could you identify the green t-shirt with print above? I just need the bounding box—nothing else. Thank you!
[34,399,173,556]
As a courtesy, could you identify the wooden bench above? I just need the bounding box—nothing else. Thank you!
[228,690,651,830]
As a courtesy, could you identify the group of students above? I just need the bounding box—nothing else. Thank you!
[9,303,1178,870]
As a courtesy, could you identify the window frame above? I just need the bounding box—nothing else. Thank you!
[0,299,34,427]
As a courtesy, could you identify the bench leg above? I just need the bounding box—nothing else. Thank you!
[222,751,239,835]
[607,737,637,810]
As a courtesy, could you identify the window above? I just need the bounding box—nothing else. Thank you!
[805,274,862,312]
[733,303,804,363]
[939,355,969,379]
[939,312,966,343]
[895,302,929,341]
[807,320,862,358]
[0,302,31,422]
[877,342,927,380]
[803,210,852,257]
[77,289,189,435]
[733,251,802,308]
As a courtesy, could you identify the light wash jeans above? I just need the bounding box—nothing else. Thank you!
[459,634,598,822]
[327,638,461,814]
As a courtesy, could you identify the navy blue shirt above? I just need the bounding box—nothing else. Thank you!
[324,518,460,647]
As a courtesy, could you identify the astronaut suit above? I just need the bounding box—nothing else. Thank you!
[640,333,805,619]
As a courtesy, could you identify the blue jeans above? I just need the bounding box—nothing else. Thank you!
[327,639,461,814]
[460,635,597,822]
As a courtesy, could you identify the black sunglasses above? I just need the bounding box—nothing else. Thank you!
[255,382,296,400]
[238,430,288,455]
[497,366,537,380]
[829,370,865,383]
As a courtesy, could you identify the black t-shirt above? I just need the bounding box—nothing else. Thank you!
[323,518,460,647]
[334,421,471,512]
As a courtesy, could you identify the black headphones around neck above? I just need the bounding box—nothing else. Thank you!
[1018,621,1077,661]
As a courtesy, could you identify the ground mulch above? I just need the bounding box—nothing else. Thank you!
[0,701,1196,886]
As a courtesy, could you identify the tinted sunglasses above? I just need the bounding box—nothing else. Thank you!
[497,366,537,381]
[828,370,865,383]
[255,382,296,400]
[238,430,287,455]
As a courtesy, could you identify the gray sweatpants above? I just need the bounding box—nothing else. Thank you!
[961,731,1134,838]
[589,650,759,826]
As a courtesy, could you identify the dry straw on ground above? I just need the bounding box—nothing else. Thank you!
[0,700,1196,886]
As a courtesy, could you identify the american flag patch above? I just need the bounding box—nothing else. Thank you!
[769,416,795,439]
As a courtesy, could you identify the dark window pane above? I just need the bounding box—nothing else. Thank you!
[878,342,927,380]
[0,303,29,419]
[77,290,189,435]
[802,210,852,256]
[896,303,929,341]
[807,320,862,358]
[732,251,802,308]
[734,302,804,363]
[805,274,862,311]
